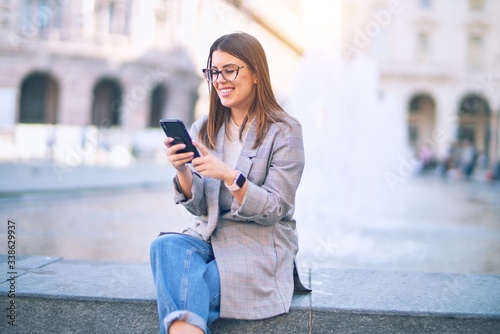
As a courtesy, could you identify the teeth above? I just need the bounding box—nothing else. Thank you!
[220,88,233,93]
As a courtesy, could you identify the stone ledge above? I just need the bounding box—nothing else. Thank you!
[1,256,500,334]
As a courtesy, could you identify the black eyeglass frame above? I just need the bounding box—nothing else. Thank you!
[202,64,248,83]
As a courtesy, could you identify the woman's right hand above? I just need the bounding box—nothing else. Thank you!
[164,137,195,173]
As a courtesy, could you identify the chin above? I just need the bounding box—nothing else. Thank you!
[219,99,234,109]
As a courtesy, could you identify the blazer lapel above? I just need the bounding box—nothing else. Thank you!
[203,123,226,235]
[214,122,226,159]
[235,120,257,177]
[205,122,225,201]
[206,121,256,204]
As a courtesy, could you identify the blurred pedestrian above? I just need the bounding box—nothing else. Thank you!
[45,124,57,162]
[438,142,457,179]
[150,32,309,334]
[460,139,477,180]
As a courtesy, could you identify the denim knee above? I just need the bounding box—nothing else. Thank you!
[151,233,213,259]
[150,234,185,258]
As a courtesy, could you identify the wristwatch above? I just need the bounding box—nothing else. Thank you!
[225,171,246,192]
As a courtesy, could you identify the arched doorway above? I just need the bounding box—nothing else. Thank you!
[149,84,167,127]
[19,72,59,123]
[91,78,122,127]
[457,94,491,161]
[407,93,437,170]
[408,94,436,146]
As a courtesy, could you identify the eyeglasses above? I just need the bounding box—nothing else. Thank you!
[202,64,248,83]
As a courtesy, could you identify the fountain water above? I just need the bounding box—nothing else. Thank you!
[285,47,410,270]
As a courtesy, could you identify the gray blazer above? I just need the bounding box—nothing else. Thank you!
[173,114,305,320]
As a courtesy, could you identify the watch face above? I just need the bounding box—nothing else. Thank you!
[236,173,246,188]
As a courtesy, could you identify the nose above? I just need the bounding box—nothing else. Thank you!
[214,71,227,84]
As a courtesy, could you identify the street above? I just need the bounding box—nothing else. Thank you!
[1,168,499,275]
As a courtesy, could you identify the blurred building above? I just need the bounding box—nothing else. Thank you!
[341,0,500,171]
[0,0,300,164]
[1,0,498,175]
[0,0,201,163]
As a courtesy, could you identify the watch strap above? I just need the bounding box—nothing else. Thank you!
[226,171,245,191]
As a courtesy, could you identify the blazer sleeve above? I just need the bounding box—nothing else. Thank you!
[232,118,305,225]
[172,118,208,216]
[172,171,207,216]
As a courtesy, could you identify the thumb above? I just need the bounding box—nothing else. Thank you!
[193,141,210,156]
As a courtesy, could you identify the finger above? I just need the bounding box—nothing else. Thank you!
[191,153,209,166]
[167,143,186,156]
[164,137,174,147]
[193,141,210,156]
[191,159,210,175]
[169,150,194,162]
[192,163,207,174]
[191,157,202,168]
[175,155,194,165]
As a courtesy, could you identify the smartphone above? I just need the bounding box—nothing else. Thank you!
[159,118,200,160]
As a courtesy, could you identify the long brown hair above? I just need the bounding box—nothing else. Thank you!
[199,32,289,150]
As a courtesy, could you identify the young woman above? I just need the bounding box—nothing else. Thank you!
[150,32,308,334]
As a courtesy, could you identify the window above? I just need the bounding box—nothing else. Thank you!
[469,0,484,10]
[108,2,114,33]
[468,35,483,68]
[95,1,130,35]
[416,32,431,61]
[23,0,63,38]
[1,1,11,28]
[419,0,432,9]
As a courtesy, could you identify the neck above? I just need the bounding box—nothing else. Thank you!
[230,110,247,127]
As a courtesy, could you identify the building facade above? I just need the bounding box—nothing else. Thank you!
[1,0,498,175]
[0,0,300,164]
[341,0,500,172]
[0,0,202,163]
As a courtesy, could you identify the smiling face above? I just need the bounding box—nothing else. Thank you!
[211,50,257,117]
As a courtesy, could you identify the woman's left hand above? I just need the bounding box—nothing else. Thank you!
[192,141,237,185]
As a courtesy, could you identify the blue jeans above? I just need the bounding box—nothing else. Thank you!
[150,233,221,334]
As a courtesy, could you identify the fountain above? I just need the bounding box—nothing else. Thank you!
[284,1,410,270]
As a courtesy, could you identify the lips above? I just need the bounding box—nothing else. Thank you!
[219,87,234,97]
